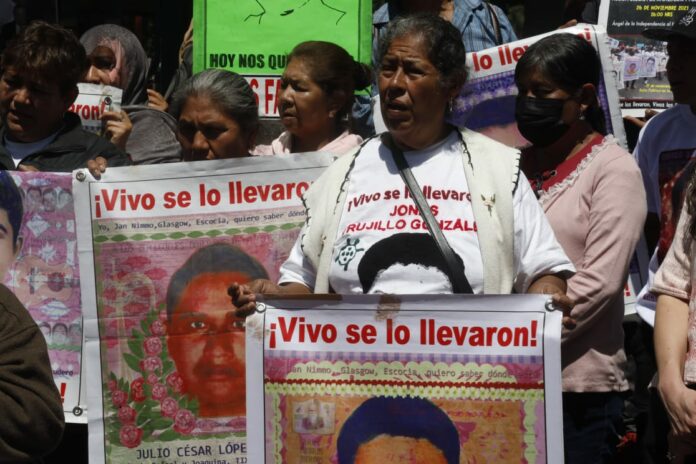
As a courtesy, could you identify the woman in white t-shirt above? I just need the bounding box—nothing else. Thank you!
[231,15,575,316]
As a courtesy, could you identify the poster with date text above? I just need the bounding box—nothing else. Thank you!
[599,0,696,115]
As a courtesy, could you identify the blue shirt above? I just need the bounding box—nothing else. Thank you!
[372,0,518,57]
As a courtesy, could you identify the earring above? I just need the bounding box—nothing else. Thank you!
[447,99,454,113]
[329,110,336,119]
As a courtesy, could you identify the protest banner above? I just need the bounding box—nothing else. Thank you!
[74,154,332,463]
[192,0,371,117]
[70,84,123,135]
[447,24,626,149]
[3,172,86,423]
[247,294,564,463]
[599,0,696,115]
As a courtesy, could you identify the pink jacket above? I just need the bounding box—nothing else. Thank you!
[538,137,646,392]
[253,130,362,156]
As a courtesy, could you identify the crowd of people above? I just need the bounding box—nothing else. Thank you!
[0,0,695,463]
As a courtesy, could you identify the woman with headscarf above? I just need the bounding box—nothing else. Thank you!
[80,24,181,164]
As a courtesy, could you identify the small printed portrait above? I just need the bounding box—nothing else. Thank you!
[0,171,24,279]
[293,398,335,434]
[51,322,68,345]
[337,396,460,464]
[68,322,82,345]
[357,233,465,294]
[42,188,58,212]
[165,242,268,418]
[25,186,42,211]
[38,321,52,344]
[57,189,74,211]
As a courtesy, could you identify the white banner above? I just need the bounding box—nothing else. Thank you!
[247,294,564,463]
[71,83,123,135]
[74,154,332,463]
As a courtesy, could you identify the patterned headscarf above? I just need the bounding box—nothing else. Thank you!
[80,24,149,106]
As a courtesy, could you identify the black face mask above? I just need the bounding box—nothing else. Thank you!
[515,96,570,147]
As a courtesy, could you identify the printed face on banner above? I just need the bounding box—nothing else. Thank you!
[166,271,247,418]
[0,209,19,278]
[339,397,456,464]
[354,436,449,464]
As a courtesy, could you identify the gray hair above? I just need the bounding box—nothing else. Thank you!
[171,69,259,135]
[377,14,468,91]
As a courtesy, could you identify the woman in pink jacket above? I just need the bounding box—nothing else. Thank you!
[514,33,647,463]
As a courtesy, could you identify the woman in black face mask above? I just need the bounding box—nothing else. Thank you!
[514,33,647,464]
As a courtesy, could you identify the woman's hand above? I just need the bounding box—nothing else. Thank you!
[527,274,576,329]
[551,292,577,329]
[624,109,658,130]
[228,279,281,318]
[102,110,132,151]
[87,156,108,179]
[17,164,39,172]
[660,380,696,439]
[147,89,169,112]
[228,280,312,318]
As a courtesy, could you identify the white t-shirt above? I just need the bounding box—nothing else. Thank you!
[279,132,573,294]
[633,104,696,216]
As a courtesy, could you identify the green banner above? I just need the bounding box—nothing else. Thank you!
[193,0,372,74]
